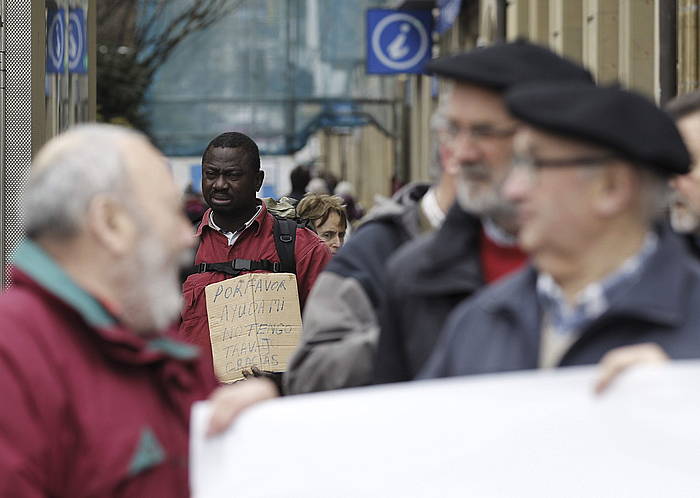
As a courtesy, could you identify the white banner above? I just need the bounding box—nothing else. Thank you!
[191,363,700,498]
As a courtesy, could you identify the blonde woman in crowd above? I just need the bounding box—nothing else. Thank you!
[297,194,348,255]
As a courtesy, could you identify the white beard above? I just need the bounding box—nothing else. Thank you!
[455,165,516,223]
[119,231,186,334]
[670,192,700,234]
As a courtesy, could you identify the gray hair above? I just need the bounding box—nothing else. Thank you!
[23,124,146,239]
[427,82,454,180]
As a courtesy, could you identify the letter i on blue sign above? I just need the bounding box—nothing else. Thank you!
[366,9,433,75]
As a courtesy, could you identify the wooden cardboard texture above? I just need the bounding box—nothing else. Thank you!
[204,273,302,383]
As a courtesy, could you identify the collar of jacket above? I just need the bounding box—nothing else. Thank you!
[406,202,484,296]
[12,239,200,366]
[359,183,430,225]
[195,200,267,239]
[479,224,689,353]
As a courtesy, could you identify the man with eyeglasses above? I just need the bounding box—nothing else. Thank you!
[420,83,700,379]
[374,41,594,384]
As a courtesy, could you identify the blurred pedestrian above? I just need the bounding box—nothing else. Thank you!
[179,132,331,377]
[421,83,700,379]
[0,124,268,497]
[320,170,339,194]
[375,41,595,384]
[184,182,207,225]
[287,164,311,202]
[334,180,364,224]
[665,91,700,256]
[296,193,348,254]
[306,176,330,194]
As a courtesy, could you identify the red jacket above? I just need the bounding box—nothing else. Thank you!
[179,204,331,369]
[0,240,217,497]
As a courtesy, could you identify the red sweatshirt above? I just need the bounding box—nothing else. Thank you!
[179,203,331,371]
[0,240,216,497]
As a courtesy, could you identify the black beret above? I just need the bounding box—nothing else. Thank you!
[505,82,691,176]
[424,39,594,90]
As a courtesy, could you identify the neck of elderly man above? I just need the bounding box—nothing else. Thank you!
[510,128,665,306]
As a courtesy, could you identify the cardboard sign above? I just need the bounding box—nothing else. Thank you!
[204,273,302,383]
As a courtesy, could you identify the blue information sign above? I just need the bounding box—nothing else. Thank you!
[68,8,88,73]
[366,9,433,75]
[46,9,65,74]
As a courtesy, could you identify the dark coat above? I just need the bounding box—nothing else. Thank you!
[375,203,484,383]
[285,183,432,393]
[419,226,700,379]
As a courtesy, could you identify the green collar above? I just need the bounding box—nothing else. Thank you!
[13,239,199,361]
[12,239,116,328]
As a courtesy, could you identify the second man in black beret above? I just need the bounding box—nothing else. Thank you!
[421,83,700,378]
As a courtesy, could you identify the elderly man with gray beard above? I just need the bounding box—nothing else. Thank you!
[0,124,275,497]
[664,91,700,257]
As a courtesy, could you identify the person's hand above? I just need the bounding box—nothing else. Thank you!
[206,378,280,436]
[594,343,669,395]
[241,366,284,393]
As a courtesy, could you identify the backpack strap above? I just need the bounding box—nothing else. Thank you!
[183,215,299,278]
[273,217,297,274]
[204,258,280,275]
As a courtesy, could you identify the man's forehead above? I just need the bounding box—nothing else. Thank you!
[445,82,510,120]
[516,125,603,155]
[203,147,250,167]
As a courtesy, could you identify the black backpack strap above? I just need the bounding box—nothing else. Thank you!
[273,217,297,274]
[183,216,298,278]
[194,259,279,277]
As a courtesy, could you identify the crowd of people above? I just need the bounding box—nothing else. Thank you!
[2,39,700,495]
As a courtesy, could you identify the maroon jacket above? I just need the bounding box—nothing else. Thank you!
[0,240,217,497]
[179,203,331,368]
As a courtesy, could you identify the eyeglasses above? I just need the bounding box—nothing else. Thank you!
[434,117,518,144]
[511,153,619,181]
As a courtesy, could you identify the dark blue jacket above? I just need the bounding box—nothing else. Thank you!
[375,203,483,384]
[420,226,700,378]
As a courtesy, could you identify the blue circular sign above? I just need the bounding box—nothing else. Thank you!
[47,10,65,73]
[371,13,429,71]
[68,11,84,71]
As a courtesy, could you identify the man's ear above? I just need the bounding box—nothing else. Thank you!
[86,194,138,256]
[255,170,265,192]
[592,162,636,217]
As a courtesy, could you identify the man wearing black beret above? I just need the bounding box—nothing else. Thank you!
[374,41,594,384]
[420,83,700,378]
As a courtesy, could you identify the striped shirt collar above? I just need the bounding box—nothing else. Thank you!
[208,204,263,246]
[537,231,659,336]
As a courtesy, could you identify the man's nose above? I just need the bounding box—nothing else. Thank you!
[450,132,482,163]
[213,175,227,189]
[503,164,530,203]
